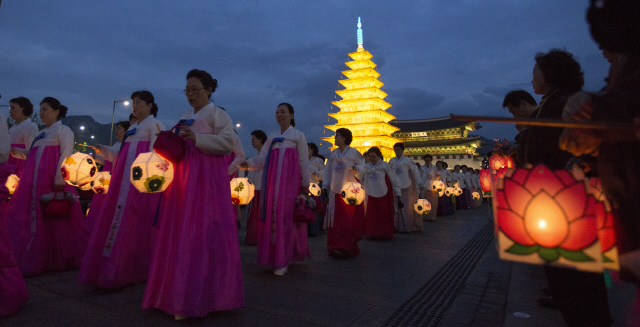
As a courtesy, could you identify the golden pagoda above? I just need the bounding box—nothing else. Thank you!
[322,17,400,160]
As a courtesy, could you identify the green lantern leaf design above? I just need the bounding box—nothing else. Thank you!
[558,249,595,262]
[347,198,357,205]
[132,166,143,181]
[538,247,560,262]
[506,244,539,255]
[234,182,245,193]
[144,175,165,193]
[602,254,614,263]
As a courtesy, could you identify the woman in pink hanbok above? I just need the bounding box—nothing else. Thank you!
[0,111,30,317]
[7,97,39,178]
[143,69,244,320]
[6,97,88,276]
[84,120,129,232]
[78,91,166,288]
[241,103,311,276]
[245,130,267,246]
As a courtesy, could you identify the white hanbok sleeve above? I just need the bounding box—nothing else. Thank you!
[407,158,423,189]
[97,144,120,163]
[145,119,166,152]
[228,134,246,176]
[385,163,402,196]
[311,157,325,181]
[297,132,310,187]
[246,135,271,169]
[0,116,10,164]
[322,152,334,190]
[24,123,39,150]
[56,127,74,185]
[193,108,234,155]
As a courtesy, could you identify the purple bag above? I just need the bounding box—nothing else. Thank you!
[293,195,315,224]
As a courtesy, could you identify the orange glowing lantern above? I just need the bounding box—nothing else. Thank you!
[586,178,618,270]
[494,164,602,272]
[489,155,509,173]
[230,177,255,205]
[432,180,445,197]
[472,192,480,200]
[479,169,492,193]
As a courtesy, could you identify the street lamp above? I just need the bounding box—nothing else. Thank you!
[111,99,130,145]
[80,125,85,130]
[234,122,241,128]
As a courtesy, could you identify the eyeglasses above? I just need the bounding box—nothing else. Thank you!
[183,88,204,94]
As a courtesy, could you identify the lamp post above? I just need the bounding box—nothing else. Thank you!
[111,99,130,145]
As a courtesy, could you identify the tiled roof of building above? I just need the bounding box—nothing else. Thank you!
[389,116,474,133]
[403,136,482,147]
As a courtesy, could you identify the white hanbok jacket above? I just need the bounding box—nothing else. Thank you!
[9,119,39,149]
[322,146,365,194]
[358,160,401,197]
[309,156,325,185]
[388,155,423,190]
[228,133,246,176]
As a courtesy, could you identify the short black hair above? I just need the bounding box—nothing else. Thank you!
[502,90,537,108]
[307,142,319,157]
[187,69,218,99]
[251,130,267,145]
[131,90,159,117]
[393,142,405,151]
[129,113,137,121]
[116,121,131,131]
[368,146,383,159]
[423,154,433,161]
[10,97,33,117]
[534,49,584,93]
[335,128,353,145]
[40,97,68,120]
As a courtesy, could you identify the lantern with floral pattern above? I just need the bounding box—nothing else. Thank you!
[91,172,111,194]
[454,186,463,196]
[493,164,602,272]
[309,183,322,197]
[130,152,174,193]
[61,152,97,187]
[414,199,431,215]
[586,178,618,270]
[444,187,456,197]
[432,180,445,197]
[230,177,255,205]
[341,182,365,205]
[479,169,492,193]
[472,192,480,200]
[5,174,19,195]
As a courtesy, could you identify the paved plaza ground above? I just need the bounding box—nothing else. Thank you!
[2,203,636,326]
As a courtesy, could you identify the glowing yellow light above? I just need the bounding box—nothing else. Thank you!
[538,220,547,229]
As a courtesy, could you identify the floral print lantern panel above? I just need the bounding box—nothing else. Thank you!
[586,178,618,270]
[61,152,97,187]
[454,186,463,196]
[494,164,602,272]
[472,192,480,200]
[444,187,456,197]
[341,182,365,205]
[91,172,111,194]
[309,183,322,197]
[414,199,431,215]
[230,177,255,205]
[130,152,174,193]
[432,180,445,197]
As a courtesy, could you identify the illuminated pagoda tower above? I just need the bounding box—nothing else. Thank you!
[322,17,399,160]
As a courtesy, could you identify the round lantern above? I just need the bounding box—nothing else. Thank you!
[309,183,322,197]
[61,152,97,187]
[91,172,111,194]
[5,174,19,195]
[79,183,92,191]
[130,152,174,193]
[479,169,492,193]
[445,187,456,197]
[432,180,445,197]
[341,182,365,205]
[414,199,431,215]
[230,177,255,205]
[472,192,480,200]
[454,187,463,196]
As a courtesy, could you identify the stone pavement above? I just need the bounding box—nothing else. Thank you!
[1,204,635,326]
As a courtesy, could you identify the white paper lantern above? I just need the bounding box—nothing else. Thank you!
[91,172,111,194]
[445,187,456,197]
[341,182,365,205]
[5,174,19,195]
[472,192,480,200]
[414,199,431,215]
[454,186,463,196]
[61,152,97,187]
[130,152,174,193]
[230,177,255,205]
[79,183,92,191]
[309,183,322,197]
[432,180,445,197]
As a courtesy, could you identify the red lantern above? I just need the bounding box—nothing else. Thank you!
[586,178,618,270]
[479,169,492,193]
[494,164,602,272]
[506,156,515,168]
[489,155,508,173]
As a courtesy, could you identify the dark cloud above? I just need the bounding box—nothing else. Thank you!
[386,87,445,118]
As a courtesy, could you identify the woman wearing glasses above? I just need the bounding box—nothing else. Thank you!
[78,91,166,288]
[143,69,244,320]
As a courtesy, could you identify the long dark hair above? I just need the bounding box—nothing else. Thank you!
[131,90,158,117]
[307,142,319,157]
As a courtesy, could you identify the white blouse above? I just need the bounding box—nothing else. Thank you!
[388,155,423,190]
[178,103,235,155]
[466,172,479,189]
[419,164,437,188]
[9,118,39,148]
[247,126,310,188]
[228,133,246,176]
[309,156,325,184]
[322,146,365,194]
[452,171,468,189]
[247,148,263,191]
[359,160,401,198]
[435,168,452,186]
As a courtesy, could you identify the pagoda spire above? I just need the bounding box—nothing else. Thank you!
[357,16,363,51]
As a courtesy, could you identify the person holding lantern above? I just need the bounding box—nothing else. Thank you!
[6,97,88,276]
[389,143,424,232]
[321,128,366,257]
[142,69,244,319]
[461,165,476,209]
[419,154,438,221]
[307,142,325,236]
[245,129,267,246]
[78,90,166,288]
[451,165,469,210]
[0,110,30,317]
[435,161,454,216]
[240,102,311,274]
[7,97,39,178]
[358,146,400,239]
[226,131,246,228]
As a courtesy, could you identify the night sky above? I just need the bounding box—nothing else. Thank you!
[0,1,610,154]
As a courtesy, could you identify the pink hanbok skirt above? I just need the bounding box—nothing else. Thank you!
[78,142,160,288]
[364,176,395,239]
[142,140,244,317]
[258,148,310,268]
[6,145,88,276]
[245,190,260,246]
[8,144,26,178]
